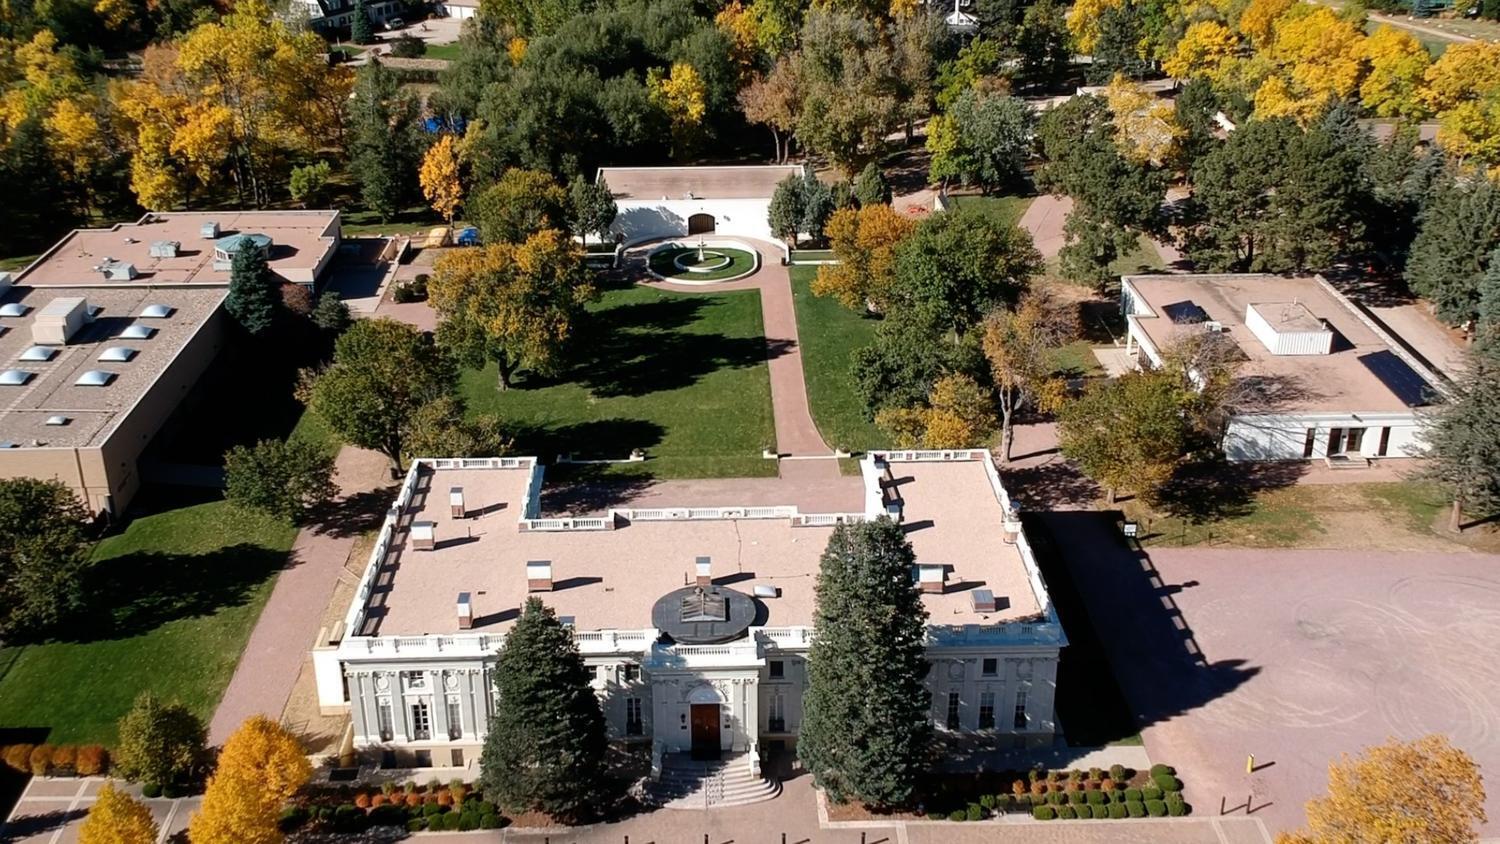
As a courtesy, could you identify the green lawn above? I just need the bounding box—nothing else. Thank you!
[788,266,885,454]
[0,254,38,272]
[1049,339,1106,379]
[460,280,776,478]
[0,498,298,745]
[421,42,463,60]
[948,194,1035,228]
[648,246,757,281]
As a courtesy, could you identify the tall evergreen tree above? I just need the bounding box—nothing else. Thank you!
[767,173,807,247]
[799,173,836,243]
[351,0,375,44]
[1016,0,1071,90]
[224,243,279,335]
[1421,343,1500,530]
[480,597,608,821]
[799,520,931,809]
[568,174,617,244]
[1086,2,1149,83]
[854,163,890,207]
[350,59,424,222]
[1405,174,1500,327]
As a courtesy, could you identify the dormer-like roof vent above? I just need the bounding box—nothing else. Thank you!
[19,346,57,362]
[0,369,34,385]
[76,370,115,387]
[140,304,173,319]
[119,324,156,340]
[98,346,137,362]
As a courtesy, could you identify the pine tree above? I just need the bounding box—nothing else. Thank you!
[1087,2,1149,83]
[1405,175,1500,327]
[79,783,158,844]
[767,174,806,247]
[853,163,890,207]
[479,597,608,821]
[1421,343,1500,530]
[1479,249,1500,335]
[351,0,375,45]
[350,59,424,222]
[799,173,836,243]
[568,174,617,244]
[798,520,931,810]
[224,243,279,335]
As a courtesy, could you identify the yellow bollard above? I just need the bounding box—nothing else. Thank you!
[1247,754,1255,773]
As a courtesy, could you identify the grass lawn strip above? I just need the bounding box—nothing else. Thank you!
[460,281,775,479]
[0,500,297,745]
[949,194,1036,228]
[787,266,884,455]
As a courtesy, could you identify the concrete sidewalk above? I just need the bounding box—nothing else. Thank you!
[207,445,393,744]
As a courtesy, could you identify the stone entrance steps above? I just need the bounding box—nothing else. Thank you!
[649,752,781,809]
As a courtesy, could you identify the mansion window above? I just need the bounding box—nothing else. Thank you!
[377,699,394,742]
[978,692,996,730]
[450,749,465,767]
[626,698,644,736]
[768,693,786,733]
[946,692,961,730]
[446,697,463,740]
[411,700,432,741]
[1013,689,1028,730]
[402,671,428,692]
[981,658,998,677]
[769,660,785,679]
[623,663,642,683]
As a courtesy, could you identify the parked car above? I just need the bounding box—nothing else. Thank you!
[385,17,405,29]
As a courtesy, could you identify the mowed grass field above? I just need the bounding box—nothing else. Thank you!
[460,280,776,478]
[0,496,297,745]
[787,266,885,455]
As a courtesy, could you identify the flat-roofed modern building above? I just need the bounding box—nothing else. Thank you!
[597,165,804,245]
[0,210,343,514]
[1120,274,1448,463]
[311,451,1065,782]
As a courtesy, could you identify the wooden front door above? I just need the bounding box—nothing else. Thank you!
[687,213,715,234]
[690,703,720,759]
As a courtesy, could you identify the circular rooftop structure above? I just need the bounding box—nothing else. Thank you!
[651,584,757,644]
[215,232,273,253]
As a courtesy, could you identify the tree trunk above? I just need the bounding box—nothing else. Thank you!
[1106,486,1117,505]
[770,127,781,163]
[496,358,513,391]
[1000,406,1014,463]
[1451,498,1464,533]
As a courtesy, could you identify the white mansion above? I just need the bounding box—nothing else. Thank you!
[311,450,1065,777]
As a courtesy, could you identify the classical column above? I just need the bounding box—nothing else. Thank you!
[349,672,371,742]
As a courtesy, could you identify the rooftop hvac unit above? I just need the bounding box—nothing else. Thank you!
[200,221,220,238]
[149,240,181,258]
[1204,321,1225,333]
[96,259,137,281]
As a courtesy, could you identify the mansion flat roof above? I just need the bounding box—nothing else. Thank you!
[597,166,805,201]
[357,458,1044,638]
[1124,274,1442,413]
[16,210,341,286]
[0,284,226,448]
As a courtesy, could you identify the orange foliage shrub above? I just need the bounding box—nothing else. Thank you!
[75,746,108,776]
[354,792,371,809]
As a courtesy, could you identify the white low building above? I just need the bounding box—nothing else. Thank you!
[311,451,1065,779]
[595,165,803,246]
[1120,274,1448,463]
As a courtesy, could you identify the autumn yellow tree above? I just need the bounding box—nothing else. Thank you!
[876,373,998,449]
[1162,20,1240,84]
[189,716,311,844]
[1066,0,1124,55]
[1360,26,1433,120]
[647,62,707,158]
[982,292,1072,462]
[79,783,158,844]
[1422,42,1500,167]
[1278,735,1486,844]
[420,133,465,224]
[429,230,599,389]
[1237,0,1293,48]
[716,1,762,86]
[1254,7,1366,122]
[1105,74,1183,166]
[812,205,917,312]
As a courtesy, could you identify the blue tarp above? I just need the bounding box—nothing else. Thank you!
[454,227,480,246]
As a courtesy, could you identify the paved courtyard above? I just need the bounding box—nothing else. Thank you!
[1043,511,1500,837]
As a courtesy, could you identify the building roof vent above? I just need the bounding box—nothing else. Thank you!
[75,370,115,387]
[139,304,174,319]
[119,323,156,340]
[98,346,137,362]
[149,240,181,258]
[0,442,17,449]
[18,346,57,362]
[0,369,34,385]
[0,303,30,317]
[201,221,220,238]
[96,259,138,281]
[44,415,70,426]
[33,297,90,345]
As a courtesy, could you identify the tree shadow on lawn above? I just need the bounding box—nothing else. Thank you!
[506,418,666,467]
[1152,458,1306,530]
[519,295,769,399]
[57,543,288,643]
[308,483,400,540]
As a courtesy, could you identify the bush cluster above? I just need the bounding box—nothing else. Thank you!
[0,744,109,777]
[288,780,503,834]
[1023,763,1190,821]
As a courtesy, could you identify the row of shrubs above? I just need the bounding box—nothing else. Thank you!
[0,744,109,777]
[939,764,1190,822]
[1033,793,1188,820]
[390,274,429,304]
[281,799,505,833]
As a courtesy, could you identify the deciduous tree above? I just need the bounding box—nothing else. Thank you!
[401,396,511,462]
[429,229,598,389]
[80,783,158,844]
[568,174,617,244]
[792,9,900,174]
[646,61,707,157]
[113,693,206,790]
[308,318,456,472]
[288,161,331,208]
[0,477,90,639]
[1162,20,1239,83]
[889,209,1041,337]
[224,439,337,522]
[739,59,800,163]
[189,716,311,844]
[852,312,985,415]
[1017,0,1071,88]
[1057,368,1189,503]
[472,168,570,245]
[813,205,917,312]
[479,597,608,821]
[982,292,1073,461]
[1105,74,1183,166]
[420,134,465,225]
[876,373,998,448]
[799,520,930,809]
[1279,735,1485,844]
[927,88,1034,192]
[1360,26,1433,121]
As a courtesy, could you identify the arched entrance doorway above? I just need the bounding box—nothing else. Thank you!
[687,213,715,235]
[687,684,723,760]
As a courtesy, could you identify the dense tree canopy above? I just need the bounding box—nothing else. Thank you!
[0,477,90,639]
[888,209,1042,337]
[113,693,206,790]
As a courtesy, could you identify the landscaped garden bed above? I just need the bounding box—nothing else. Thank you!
[646,244,758,282]
[282,779,507,833]
[823,764,1190,822]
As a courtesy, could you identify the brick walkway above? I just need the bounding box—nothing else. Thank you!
[207,445,394,744]
[2,778,198,844]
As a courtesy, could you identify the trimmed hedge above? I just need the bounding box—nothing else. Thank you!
[1108,802,1127,819]
[1149,763,1175,777]
[1057,805,1076,819]
[1109,763,1127,781]
[1154,773,1182,792]
[1068,790,1086,805]
[1146,799,1167,817]
[966,803,982,821]
[1124,787,1142,802]
[1086,790,1106,806]
[1090,804,1109,819]
[1126,800,1146,818]
[1143,785,1163,801]
[947,809,965,822]
[1033,806,1055,820]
